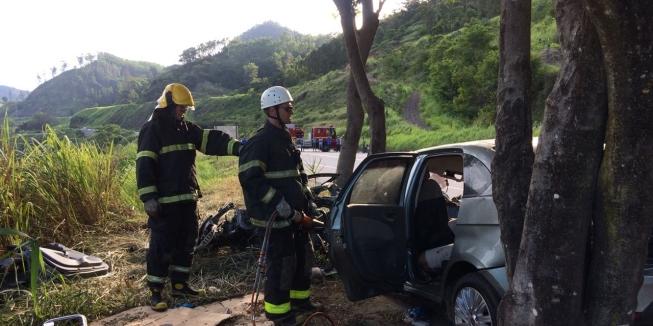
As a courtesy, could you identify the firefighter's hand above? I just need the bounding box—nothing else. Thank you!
[291,210,304,223]
[307,201,320,217]
[297,213,314,231]
[144,199,160,218]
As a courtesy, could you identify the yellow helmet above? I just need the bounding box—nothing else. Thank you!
[156,83,195,110]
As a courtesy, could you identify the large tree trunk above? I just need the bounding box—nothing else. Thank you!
[334,0,386,154]
[492,0,533,283]
[337,81,364,187]
[582,1,653,324]
[499,1,607,325]
[336,0,382,186]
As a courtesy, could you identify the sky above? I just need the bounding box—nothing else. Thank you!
[1,0,406,91]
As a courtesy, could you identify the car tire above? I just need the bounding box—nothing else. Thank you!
[448,272,499,326]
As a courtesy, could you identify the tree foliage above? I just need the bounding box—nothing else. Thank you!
[428,20,499,121]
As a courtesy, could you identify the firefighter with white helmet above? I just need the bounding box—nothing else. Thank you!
[136,83,241,311]
[239,86,322,325]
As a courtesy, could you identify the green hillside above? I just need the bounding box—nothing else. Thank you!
[70,0,556,150]
[141,23,331,101]
[15,53,162,117]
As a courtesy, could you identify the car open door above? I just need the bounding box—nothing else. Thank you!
[329,156,412,301]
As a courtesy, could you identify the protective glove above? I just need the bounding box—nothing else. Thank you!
[144,199,160,218]
[307,200,320,218]
[298,213,313,230]
[291,210,304,223]
[275,197,293,218]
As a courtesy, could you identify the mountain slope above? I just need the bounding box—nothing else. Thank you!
[70,0,558,150]
[141,22,329,100]
[237,21,301,41]
[15,53,162,117]
[0,85,29,102]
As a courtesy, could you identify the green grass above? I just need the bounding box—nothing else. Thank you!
[0,118,247,324]
[0,116,139,250]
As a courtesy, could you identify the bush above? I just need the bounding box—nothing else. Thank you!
[427,20,499,121]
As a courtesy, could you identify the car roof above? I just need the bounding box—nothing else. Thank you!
[415,138,539,171]
[363,138,538,172]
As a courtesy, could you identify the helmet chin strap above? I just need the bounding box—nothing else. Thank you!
[266,106,287,129]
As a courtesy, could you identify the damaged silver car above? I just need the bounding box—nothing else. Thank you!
[327,139,653,325]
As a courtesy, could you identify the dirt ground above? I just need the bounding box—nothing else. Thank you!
[93,271,451,326]
[90,185,452,325]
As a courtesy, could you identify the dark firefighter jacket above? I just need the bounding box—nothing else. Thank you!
[238,122,312,228]
[136,109,240,204]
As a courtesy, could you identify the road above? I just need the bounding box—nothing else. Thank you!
[300,149,368,174]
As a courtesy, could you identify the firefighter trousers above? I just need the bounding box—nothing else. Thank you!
[146,201,198,289]
[263,226,314,319]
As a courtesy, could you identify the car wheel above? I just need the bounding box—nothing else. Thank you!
[448,272,499,326]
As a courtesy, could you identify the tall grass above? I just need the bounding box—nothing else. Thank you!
[0,121,135,246]
[0,118,35,247]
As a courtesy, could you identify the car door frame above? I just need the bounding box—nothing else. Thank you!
[328,153,416,301]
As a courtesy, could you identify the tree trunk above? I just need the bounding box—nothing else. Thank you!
[334,0,386,154]
[582,1,653,324]
[492,0,533,283]
[337,80,364,186]
[336,0,382,186]
[499,1,607,325]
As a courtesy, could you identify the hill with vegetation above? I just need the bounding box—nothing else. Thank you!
[0,85,29,102]
[237,21,304,41]
[14,53,163,117]
[70,0,555,150]
[141,22,331,101]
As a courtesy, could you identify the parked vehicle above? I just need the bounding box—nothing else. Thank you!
[327,139,653,325]
[286,124,305,148]
[311,126,338,152]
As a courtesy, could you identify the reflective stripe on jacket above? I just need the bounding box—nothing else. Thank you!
[136,109,240,204]
[238,122,310,227]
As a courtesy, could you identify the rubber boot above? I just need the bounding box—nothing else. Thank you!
[291,298,323,315]
[266,312,297,326]
[171,282,202,297]
[150,288,168,312]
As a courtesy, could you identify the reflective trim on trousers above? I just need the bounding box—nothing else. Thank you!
[147,274,166,284]
[264,301,291,314]
[170,265,190,273]
[290,289,310,300]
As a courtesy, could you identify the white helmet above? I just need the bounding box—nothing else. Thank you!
[261,86,293,110]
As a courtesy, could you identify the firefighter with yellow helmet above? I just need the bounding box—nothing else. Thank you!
[238,86,322,325]
[136,83,240,311]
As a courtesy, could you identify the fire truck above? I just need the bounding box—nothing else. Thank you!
[286,124,305,148]
[311,126,338,152]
